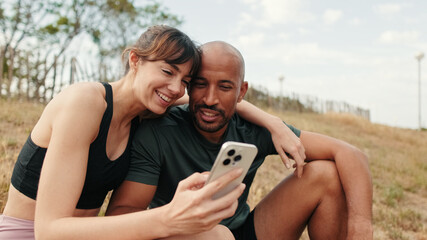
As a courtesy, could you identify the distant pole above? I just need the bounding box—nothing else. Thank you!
[278,75,284,109]
[415,52,424,130]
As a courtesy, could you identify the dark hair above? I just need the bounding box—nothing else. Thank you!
[122,25,201,76]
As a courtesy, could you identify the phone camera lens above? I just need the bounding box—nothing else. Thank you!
[227,149,235,156]
[234,155,242,161]
[223,159,231,165]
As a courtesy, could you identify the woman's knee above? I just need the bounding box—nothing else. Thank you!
[212,225,235,240]
[163,225,234,240]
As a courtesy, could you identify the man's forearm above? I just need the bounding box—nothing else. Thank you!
[335,147,373,238]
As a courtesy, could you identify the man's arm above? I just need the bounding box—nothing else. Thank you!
[106,181,157,215]
[300,131,373,238]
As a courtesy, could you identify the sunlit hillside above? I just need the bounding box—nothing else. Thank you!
[1,99,426,239]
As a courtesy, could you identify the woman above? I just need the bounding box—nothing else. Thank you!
[0,25,304,240]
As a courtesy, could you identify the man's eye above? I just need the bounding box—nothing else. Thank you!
[192,81,206,87]
[220,85,232,90]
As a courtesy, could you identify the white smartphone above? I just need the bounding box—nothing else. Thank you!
[205,141,258,199]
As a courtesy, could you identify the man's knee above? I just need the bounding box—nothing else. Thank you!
[303,160,342,194]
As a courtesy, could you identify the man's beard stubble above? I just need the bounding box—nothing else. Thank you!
[190,104,229,133]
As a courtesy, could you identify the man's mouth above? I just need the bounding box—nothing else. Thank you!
[198,106,223,122]
[201,110,216,117]
[191,104,228,133]
[156,90,172,103]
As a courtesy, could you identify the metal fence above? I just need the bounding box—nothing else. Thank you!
[245,85,370,121]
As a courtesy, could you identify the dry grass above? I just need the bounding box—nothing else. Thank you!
[1,100,426,239]
[247,110,427,240]
[0,99,45,211]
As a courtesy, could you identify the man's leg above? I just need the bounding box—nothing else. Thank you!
[253,160,348,240]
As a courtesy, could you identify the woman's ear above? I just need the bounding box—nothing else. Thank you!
[128,51,139,70]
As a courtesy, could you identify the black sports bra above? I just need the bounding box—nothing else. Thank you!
[11,82,139,209]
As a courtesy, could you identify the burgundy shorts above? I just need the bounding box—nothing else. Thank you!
[0,215,35,240]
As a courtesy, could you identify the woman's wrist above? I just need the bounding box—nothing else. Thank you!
[264,114,283,132]
[145,205,174,238]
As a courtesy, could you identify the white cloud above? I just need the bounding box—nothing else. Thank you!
[323,9,343,25]
[237,32,266,47]
[298,28,311,35]
[237,38,359,66]
[238,12,254,27]
[349,17,362,26]
[239,0,315,26]
[278,33,291,40]
[378,30,420,44]
[373,3,402,15]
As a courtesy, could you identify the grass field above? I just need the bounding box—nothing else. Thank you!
[1,99,426,239]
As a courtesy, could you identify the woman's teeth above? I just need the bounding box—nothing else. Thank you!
[157,91,171,102]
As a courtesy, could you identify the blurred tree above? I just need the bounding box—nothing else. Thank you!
[91,0,182,82]
[0,0,182,101]
[0,0,48,97]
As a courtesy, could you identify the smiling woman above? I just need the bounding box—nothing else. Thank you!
[0,25,238,240]
[0,23,308,240]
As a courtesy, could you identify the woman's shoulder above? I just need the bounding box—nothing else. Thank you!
[40,82,107,126]
[32,82,107,145]
[50,82,106,110]
[59,82,105,100]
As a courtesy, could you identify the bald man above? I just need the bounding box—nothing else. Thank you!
[107,41,373,240]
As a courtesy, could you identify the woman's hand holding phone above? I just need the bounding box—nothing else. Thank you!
[162,168,245,236]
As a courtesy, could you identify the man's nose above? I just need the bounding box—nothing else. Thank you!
[203,86,219,106]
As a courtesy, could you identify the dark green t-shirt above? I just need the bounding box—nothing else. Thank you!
[126,105,300,229]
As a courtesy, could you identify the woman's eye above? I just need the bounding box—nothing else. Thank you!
[162,69,173,75]
[182,80,190,87]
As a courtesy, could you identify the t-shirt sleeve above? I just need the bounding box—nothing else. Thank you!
[284,122,301,137]
[125,122,162,186]
[257,121,301,156]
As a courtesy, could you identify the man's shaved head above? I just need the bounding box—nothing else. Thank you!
[200,41,245,82]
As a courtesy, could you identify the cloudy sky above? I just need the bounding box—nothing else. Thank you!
[159,0,427,129]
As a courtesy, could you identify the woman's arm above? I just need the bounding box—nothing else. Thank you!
[34,86,244,240]
[175,95,306,176]
[174,94,306,176]
[236,100,306,177]
[174,94,189,106]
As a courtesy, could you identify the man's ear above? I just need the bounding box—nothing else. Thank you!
[237,81,248,103]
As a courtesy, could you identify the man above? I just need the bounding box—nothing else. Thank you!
[107,41,373,239]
